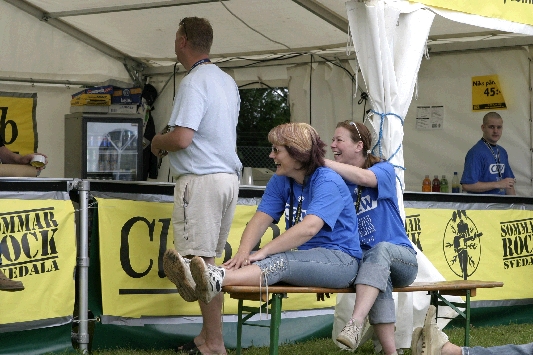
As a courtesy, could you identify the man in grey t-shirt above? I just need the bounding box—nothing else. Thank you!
[151,17,241,355]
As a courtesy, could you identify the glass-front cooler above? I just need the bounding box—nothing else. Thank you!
[64,113,143,180]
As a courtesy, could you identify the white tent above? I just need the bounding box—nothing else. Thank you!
[1,0,532,191]
[1,0,533,351]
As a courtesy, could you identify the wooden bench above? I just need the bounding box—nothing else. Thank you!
[222,280,504,355]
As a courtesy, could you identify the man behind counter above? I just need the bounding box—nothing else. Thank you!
[460,112,516,195]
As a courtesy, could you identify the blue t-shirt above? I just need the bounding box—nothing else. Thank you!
[258,167,362,259]
[460,139,514,195]
[345,162,414,251]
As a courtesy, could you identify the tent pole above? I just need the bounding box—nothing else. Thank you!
[76,179,91,353]
[526,46,533,195]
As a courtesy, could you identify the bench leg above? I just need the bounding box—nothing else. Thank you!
[235,298,244,355]
[465,290,470,347]
[429,290,471,347]
[269,293,283,355]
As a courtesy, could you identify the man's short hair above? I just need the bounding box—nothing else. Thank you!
[483,111,502,125]
[179,17,213,54]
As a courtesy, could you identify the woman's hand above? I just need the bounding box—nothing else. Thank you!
[223,250,252,270]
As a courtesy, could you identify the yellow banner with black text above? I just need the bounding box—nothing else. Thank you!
[0,199,76,326]
[405,207,532,301]
[97,198,532,318]
[0,92,37,155]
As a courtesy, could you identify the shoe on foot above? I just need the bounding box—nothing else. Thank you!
[336,317,367,350]
[411,327,423,355]
[0,269,24,291]
[422,323,448,355]
[190,256,225,304]
[163,249,197,302]
[424,305,437,327]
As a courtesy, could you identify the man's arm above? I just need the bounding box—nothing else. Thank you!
[462,177,516,194]
[151,126,194,156]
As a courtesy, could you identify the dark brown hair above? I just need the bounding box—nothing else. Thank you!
[336,120,381,169]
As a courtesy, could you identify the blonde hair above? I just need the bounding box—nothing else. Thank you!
[268,123,326,175]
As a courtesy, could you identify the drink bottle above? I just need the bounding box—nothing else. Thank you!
[440,175,449,193]
[422,175,431,192]
[452,172,460,193]
[432,175,440,192]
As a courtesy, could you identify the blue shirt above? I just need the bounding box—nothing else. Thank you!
[258,167,362,259]
[461,139,514,195]
[345,162,414,251]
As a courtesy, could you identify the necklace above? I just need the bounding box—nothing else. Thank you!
[188,58,211,74]
[355,186,364,213]
[289,178,306,227]
[481,137,504,193]
[481,138,502,177]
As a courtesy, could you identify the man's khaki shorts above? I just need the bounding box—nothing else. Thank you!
[172,173,239,258]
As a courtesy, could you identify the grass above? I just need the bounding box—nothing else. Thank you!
[51,323,533,355]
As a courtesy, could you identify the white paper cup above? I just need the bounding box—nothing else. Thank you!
[30,154,46,168]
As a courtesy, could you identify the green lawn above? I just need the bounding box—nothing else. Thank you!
[58,323,533,355]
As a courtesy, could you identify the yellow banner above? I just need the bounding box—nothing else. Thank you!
[472,75,506,111]
[0,93,37,155]
[405,208,533,301]
[411,0,533,27]
[0,199,76,325]
[97,198,335,318]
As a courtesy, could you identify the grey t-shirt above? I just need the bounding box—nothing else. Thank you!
[168,64,242,176]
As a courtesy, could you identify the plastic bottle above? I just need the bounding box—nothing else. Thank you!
[440,175,449,193]
[422,175,431,192]
[452,172,461,193]
[432,175,440,192]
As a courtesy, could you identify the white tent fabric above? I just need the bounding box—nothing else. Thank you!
[0,1,130,84]
[333,0,459,351]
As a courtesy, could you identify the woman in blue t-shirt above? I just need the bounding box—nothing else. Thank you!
[325,121,418,355]
[164,122,361,306]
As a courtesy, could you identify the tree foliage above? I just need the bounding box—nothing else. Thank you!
[237,87,290,147]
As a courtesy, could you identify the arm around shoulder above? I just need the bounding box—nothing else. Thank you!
[324,158,377,188]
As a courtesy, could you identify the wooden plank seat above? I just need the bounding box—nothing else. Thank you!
[222,280,504,355]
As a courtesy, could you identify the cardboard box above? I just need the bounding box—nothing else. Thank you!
[72,85,114,99]
[70,94,111,106]
[109,104,138,114]
[112,87,142,105]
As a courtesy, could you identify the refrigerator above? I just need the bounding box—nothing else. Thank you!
[64,113,143,180]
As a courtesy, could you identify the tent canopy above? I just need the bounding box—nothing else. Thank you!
[2,0,533,84]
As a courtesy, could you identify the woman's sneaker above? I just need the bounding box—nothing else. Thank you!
[336,317,368,350]
[163,249,197,302]
[190,256,225,304]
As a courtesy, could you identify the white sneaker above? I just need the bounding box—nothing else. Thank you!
[190,256,225,304]
[411,327,424,355]
[163,249,197,302]
[421,306,449,355]
[336,317,368,350]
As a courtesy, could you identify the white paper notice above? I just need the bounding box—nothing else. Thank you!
[416,106,444,130]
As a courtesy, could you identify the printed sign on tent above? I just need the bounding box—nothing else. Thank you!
[472,75,506,111]
[0,199,76,328]
[0,92,38,155]
[405,207,532,301]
